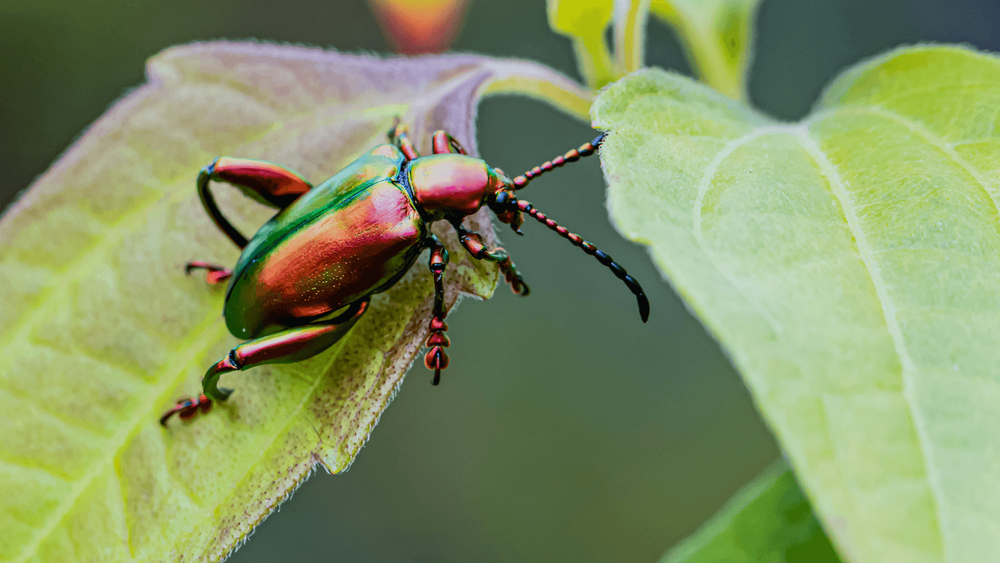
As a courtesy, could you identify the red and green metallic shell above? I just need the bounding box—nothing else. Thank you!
[224,144,429,338]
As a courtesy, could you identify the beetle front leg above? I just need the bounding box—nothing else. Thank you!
[388,120,420,160]
[431,130,467,155]
[496,256,530,296]
[424,236,450,385]
[452,223,530,296]
[161,300,370,426]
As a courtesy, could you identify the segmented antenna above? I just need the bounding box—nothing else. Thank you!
[515,199,649,322]
[512,133,605,189]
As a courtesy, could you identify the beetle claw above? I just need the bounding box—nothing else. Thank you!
[160,394,213,426]
[511,278,530,296]
[424,346,449,385]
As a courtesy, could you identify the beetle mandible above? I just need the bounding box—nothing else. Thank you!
[161,122,649,425]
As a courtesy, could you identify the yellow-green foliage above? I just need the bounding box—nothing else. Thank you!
[649,0,760,101]
[547,0,618,88]
[0,42,589,563]
[546,0,760,99]
[594,45,1000,563]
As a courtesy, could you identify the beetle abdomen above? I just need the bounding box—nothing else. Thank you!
[224,170,426,338]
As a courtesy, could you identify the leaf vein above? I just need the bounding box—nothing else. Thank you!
[0,385,110,440]
[847,105,1000,220]
[11,319,227,563]
[0,457,69,482]
[793,122,949,561]
[692,125,816,385]
[28,339,151,384]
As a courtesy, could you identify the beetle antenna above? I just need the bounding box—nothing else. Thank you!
[514,198,649,322]
[512,133,605,190]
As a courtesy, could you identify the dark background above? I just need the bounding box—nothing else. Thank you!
[2,1,998,561]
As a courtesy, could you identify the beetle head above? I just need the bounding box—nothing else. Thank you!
[487,177,524,233]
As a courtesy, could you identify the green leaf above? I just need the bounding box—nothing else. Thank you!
[649,0,760,101]
[0,42,589,562]
[549,0,758,100]
[661,460,840,563]
[593,45,1000,563]
[546,0,620,89]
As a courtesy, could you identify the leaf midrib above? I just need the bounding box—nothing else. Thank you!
[793,120,947,561]
[11,318,227,563]
[1,178,220,562]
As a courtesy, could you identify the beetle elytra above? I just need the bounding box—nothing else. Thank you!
[161,122,648,425]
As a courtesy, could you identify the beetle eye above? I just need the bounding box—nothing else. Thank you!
[491,188,517,212]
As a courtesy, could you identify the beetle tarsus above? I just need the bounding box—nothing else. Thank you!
[497,254,530,296]
[185,261,233,285]
[160,394,213,426]
[425,347,448,385]
[389,121,420,160]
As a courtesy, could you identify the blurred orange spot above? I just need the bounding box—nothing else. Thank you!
[368,0,470,54]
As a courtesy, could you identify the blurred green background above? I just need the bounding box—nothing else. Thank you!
[2,1,998,561]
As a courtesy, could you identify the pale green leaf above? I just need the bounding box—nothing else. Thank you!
[593,45,1000,563]
[661,460,840,563]
[0,41,589,563]
[547,0,620,89]
[649,0,760,101]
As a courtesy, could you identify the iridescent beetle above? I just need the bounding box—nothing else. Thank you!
[161,123,649,424]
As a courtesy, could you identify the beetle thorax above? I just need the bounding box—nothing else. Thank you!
[408,154,496,220]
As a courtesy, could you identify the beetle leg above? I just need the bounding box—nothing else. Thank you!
[161,300,369,426]
[424,236,450,385]
[388,121,420,160]
[452,223,530,296]
[159,394,213,425]
[431,130,467,155]
[496,256,530,296]
[185,261,233,285]
[197,157,313,249]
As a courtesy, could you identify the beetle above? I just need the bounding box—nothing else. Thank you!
[161,122,649,425]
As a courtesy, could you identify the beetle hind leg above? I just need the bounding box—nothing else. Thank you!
[196,157,313,249]
[185,261,233,285]
[161,300,370,426]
